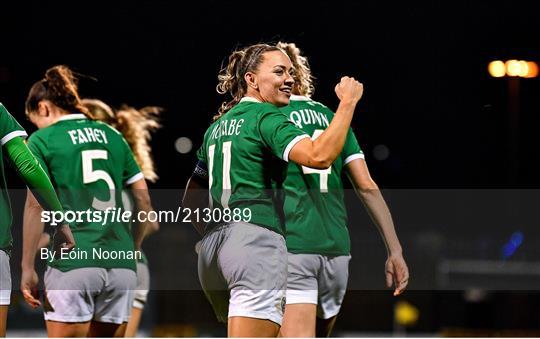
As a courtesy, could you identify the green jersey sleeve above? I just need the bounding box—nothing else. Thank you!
[342,128,364,165]
[258,108,309,161]
[0,103,27,146]
[121,138,143,185]
[5,137,63,212]
[27,133,51,177]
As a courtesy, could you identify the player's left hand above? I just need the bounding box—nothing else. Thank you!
[20,268,41,308]
[385,254,409,296]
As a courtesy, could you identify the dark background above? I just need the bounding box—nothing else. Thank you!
[2,0,540,336]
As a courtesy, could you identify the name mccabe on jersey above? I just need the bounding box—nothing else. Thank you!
[210,118,245,140]
[68,127,109,145]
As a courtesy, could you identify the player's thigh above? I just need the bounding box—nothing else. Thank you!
[281,303,317,337]
[282,253,321,337]
[43,267,105,324]
[228,316,280,338]
[0,305,7,337]
[46,320,91,337]
[125,307,143,337]
[221,223,287,327]
[317,255,351,320]
[93,268,136,327]
[89,320,127,337]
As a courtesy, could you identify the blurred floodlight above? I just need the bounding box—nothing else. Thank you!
[505,59,522,76]
[373,144,390,161]
[175,137,193,154]
[488,60,505,77]
[525,61,538,78]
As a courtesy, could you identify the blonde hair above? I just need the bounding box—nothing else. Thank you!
[214,43,283,121]
[82,99,162,183]
[276,42,315,97]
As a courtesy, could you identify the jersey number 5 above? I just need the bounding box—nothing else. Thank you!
[302,129,331,193]
[82,150,116,210]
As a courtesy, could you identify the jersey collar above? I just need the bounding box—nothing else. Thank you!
[239,96,261,103]
[290,95,310,101]
[58,113,88,121]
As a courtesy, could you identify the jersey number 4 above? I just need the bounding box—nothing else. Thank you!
[302,129,331,193]
[82,150,116,210]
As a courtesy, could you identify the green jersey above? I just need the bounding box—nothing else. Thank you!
[0,103,28,252]
[28,114,143,271]
[280,95,364,256]
[196,97,309,234]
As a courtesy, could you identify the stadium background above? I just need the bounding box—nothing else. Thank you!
[2,0,540,336]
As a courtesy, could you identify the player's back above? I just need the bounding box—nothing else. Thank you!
[28,114,141,271]
[280,95,364,256]
[198,98,306,235]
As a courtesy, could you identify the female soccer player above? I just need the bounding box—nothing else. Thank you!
[82,98,161,337]
[183,43,364,337]
[0,103,74,337]
[276,42,409,337]
[20,65,157,337]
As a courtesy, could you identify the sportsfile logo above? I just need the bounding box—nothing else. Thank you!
[40,207,253,226]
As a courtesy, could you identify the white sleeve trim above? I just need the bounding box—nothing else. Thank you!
[0,130,28,146]
[125,172,144,185]
[344,153,365,165]
[283,134,310,162]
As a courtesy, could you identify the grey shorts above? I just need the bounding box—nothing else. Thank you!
[0,250,10,306]
[286,253,351,319]
[198,222,287,325]
[133,262,150,309]
[44,267,136,324]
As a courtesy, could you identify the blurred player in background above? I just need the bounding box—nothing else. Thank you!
[20,65,157,337]
[183,43,363,336]
[0,103,74,337]
[82,98,161,337]
[277,42,409,337]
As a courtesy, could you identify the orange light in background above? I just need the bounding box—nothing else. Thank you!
[506,60,522,76]
[488,60,506,77]
[525,61,538,78]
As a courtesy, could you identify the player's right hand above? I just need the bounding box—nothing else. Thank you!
[335,76,364,104]
[20,268,41,308]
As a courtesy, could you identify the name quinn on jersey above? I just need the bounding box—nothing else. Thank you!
[289,109,329,129]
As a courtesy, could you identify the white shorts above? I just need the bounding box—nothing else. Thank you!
[198,222,287,325]
[44,267,136,324]
[0,250,10,306]
[286,253,351,319]
[133,262,150,309]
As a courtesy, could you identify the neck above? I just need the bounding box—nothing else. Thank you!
[245,88,264,102]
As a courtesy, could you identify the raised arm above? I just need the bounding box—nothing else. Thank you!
[346,158,409,295]
[288,77,363,169]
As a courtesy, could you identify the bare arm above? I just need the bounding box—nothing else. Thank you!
[346,158,409,295]
[129,178,158,250]
[20,190,45,308]
[289,77,363,169]
[182,175,209,236]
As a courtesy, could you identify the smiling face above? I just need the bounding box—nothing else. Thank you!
[245,50,295,107]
